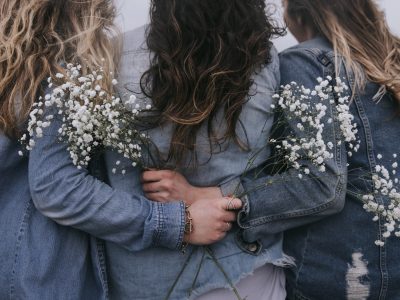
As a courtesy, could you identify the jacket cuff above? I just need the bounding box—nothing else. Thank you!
[154,201,186,250]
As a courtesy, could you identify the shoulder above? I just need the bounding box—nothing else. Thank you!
[267,44,280,87]
[278,37,335,85]
[252,45,280,93]
[121,25,148,54]
[116,25,151,96]
[118,25,150,77]
[280,36,333,58]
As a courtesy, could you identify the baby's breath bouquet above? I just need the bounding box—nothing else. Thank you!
[268,76,359,176]
[20,63,149,173]
[263,76,400,246]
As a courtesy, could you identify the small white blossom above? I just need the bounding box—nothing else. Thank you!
[21,63,147,173]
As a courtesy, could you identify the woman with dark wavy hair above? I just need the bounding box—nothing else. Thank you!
[102,0,287,299]
[1,0,239,298]
[0,0,119,297]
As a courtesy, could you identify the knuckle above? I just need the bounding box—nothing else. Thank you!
[163,181,172,190]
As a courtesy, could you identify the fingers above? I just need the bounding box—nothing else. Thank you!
[223,222,232,232]
[142,181,162,193]
[215,220,234,233]
[222,211,237,222]
[221,197,243,211]
[144,191,170,202]
[142,178,173,193]
[141,170,175,183]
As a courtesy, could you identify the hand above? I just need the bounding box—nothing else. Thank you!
[184,197,243,245]
[142,170,222,205]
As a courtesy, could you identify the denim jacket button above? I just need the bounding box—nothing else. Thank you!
[246,243,258,253]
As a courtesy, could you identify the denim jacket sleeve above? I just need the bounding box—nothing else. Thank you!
[28,113,185,251]
[237,47,348,242]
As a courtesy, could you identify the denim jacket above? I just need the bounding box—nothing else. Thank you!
[237,37,348,241]
[0,135,108,299]
[1,49,188,300]
[242,37,400,299]
[103,26,289,300]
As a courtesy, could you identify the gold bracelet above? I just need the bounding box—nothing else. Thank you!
[184,204,194,234]
[181,205,193,254]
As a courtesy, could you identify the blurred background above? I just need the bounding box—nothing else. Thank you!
[115,0,400,52]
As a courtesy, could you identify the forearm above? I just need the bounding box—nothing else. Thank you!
[237,48,350,240]
[29,118,185,251]
[238,155,347,237]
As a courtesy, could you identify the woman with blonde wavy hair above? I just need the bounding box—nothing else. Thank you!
[0,0,118,298]
[0,0,239,298]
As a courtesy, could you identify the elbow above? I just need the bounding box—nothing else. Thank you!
[30,176,63,216]
[29,172,84,220]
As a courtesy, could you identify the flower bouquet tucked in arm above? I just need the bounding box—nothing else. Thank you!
[20,62,240,252]
[20,63,149,172]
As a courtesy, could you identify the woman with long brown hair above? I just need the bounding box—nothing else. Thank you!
[142,0,400,298]
[0,0,236,298]
[100,0,289,299]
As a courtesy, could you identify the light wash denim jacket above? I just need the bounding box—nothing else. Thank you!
[0,57,187,300]
[0,135,109,299]
[242,37,400,299]
[104,26,287,300]
[1,127,186,299]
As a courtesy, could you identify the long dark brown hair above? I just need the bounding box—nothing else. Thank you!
[0,0,119,138]
[285,0,400,102]
[141,0,282,166]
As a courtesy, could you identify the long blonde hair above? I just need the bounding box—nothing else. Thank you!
[0,0,120,138]
[286,0,400,103]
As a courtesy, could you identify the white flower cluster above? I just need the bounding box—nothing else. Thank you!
[333,78,360,156]
[271,76,359,175]
[20,63,148,173]
[362,154,400,246]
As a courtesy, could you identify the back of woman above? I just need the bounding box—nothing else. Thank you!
[104,0,287,299]
[0,0,117,298]
[279,0,400,298]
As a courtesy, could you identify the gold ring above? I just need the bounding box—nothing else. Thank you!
[225,197,235,210]
[225,222,232,231]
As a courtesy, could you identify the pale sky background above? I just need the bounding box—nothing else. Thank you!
[115,0,400,52]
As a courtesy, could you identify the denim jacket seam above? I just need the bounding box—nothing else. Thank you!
[10,199,34,299]
[284,47,334,68]
[153,203,163,246]
[94,238,109,299]
[352,90,390,298]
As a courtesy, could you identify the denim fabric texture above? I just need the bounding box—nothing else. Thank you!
[0,37,191,300]
[243,36,400,299]
[104,26,287,300]
[0,136,108,299]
